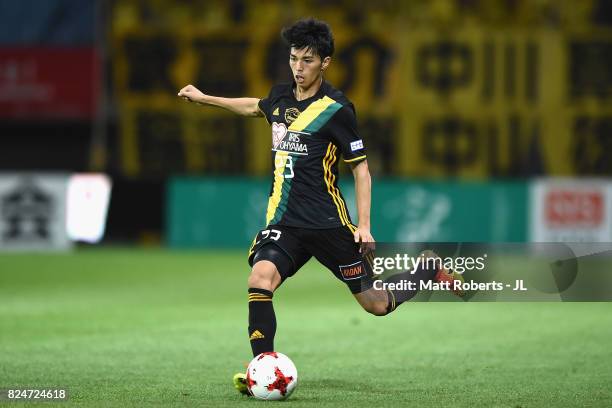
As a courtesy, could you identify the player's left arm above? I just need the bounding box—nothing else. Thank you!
[351,159,375,251]
[328,104,374,250]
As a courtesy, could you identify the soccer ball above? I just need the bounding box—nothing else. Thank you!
[246,352,298,400]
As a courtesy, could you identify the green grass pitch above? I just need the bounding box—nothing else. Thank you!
[1,249,611,407]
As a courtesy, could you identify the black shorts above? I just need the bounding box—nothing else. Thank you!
[247,224,374,294]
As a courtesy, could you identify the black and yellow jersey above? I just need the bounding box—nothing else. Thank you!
[258,81,367,229]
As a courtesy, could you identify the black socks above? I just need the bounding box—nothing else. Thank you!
[248,288,276,357]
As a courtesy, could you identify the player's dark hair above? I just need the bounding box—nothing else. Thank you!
[281,18,335,59]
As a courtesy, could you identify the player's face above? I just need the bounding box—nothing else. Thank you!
[289,47,328,88]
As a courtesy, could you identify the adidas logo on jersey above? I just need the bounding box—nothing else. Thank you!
[272,107,280,116]
[250,330,265,340]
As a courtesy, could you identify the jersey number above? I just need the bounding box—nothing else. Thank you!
[256,229,282,246]
[275,155,294,179]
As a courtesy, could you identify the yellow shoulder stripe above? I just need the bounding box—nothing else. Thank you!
[289,96,336,131]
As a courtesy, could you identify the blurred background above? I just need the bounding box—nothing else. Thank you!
[1,0,612,250]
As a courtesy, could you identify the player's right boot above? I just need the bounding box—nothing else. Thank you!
[435,267,466,297]
[233,372,251,396]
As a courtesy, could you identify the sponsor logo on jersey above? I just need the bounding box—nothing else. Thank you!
[350,139,364,151]
[272,122,287,148]
[339,261,366,280]
[271,122,309,155]
[285,107,300,124]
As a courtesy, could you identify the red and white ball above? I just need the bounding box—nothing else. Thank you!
[246,352,298,400]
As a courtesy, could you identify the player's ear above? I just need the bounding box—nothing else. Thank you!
[321,56,331,71]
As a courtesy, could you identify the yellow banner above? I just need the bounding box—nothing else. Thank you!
[112,10,612,178]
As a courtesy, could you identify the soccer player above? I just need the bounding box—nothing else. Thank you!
[178,18,464,395]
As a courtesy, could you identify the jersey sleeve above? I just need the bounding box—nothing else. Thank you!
[328,105,367,163]
[258,96,272,124]
[258,84,286,124]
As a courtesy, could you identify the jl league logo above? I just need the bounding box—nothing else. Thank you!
[285,107,300,124]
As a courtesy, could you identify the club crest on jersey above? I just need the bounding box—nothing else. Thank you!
[271,122,309,155]
[284,107,300,124]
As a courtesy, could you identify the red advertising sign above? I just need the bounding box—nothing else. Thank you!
[545,190,604,227]
[0,48,99,119]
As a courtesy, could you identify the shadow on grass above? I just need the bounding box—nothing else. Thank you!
[280,378,394,403]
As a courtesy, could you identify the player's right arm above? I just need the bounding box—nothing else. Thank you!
[177,84,263,117]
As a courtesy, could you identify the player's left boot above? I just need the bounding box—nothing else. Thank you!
[233,372,251,396]
[435,267,466,297]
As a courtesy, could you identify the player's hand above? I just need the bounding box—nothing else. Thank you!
[354,227,375,255]
[177,84,205,105]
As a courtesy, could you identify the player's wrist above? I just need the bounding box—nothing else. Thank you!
[197,93,210,104]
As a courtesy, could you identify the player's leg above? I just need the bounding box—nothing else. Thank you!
[246,233,310,355]
[368,249,466,314]
[235,227,310,396]
[303,226,390,315]
[306,227,464,316]
[354,251,465,315]
[235,246,293,396]
[246,247,291,356]
[353,285,389,316]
